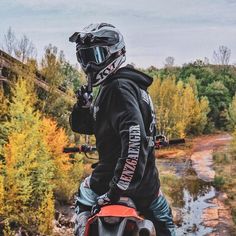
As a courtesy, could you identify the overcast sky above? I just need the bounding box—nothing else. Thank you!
[0,0,236,67]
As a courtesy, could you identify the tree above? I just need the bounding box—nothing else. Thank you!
[0,79,54,234]
[37,190,54,235]
[41,44,65,88]
[205,81,231,129]
[40,117,70,200]
[204,57,210,65]
[40,117,84,202]
[0,165,4,215]
[0,87,9,146]
[2,27,16,56]
[145,56,236,131]
[60,61,81,92]
[14,35,37,63]
[39,45,73,130]
[229,93,236,129]
[164,56,175,68]
[2,27,36,63]
[189,96,209,134]
[149,76,210,138]
[213,45,231,65]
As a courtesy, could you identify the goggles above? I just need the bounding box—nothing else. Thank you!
[76,46,110,67]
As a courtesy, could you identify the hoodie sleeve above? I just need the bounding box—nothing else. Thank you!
[69,104,94,135]
[108,80,149,196]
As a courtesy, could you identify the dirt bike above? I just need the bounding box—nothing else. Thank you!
[84,197,156,236]
[63,137,185,236]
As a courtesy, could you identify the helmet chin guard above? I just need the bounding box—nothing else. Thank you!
[92,55,125,86]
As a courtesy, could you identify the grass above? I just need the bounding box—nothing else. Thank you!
[213,175,225,190]
[233,209,236,226]
[213,137,236,226]
[213,152,231,164]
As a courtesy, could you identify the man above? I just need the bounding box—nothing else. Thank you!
[69,23,176,236]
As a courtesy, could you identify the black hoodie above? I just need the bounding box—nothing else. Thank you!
[70,66,160,207]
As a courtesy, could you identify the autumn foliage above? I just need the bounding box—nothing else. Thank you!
[0,79,83,235]
[41,117,84,202]
[149,76,210,138]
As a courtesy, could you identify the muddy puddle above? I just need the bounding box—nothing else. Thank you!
[178,186,216,235]
[158,153,233,236]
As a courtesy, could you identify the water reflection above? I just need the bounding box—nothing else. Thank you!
[158,158,216,235]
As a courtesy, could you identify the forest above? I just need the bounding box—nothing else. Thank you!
[0,28,236,235]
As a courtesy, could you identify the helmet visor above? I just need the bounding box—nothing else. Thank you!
[77,46,109,66]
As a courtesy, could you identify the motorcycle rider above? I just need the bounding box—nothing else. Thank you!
[69,23,176,236]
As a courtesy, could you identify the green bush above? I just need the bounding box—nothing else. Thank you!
[213,152,231,164]
[232,209,236,225]
[213,175,225,190]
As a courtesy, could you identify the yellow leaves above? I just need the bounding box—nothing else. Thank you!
[6,79,40,137]
[41,117,70,172]
[11,79,34,109]
[0,76,84,233]
[55,155,84,202]
[149,76,210,138]
[2,128,49,218]
[0,173,4,215]
[40,116,83,202]
[3,220,15,236]
[5,133,27,166]
[0,78,55,232]
[37,190,54,235]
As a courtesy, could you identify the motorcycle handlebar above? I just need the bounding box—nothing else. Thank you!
[63,147,81,153]
[168,138,185,145]
[63,138,185,153]
[63,145,96,154]
[155,138,185,149]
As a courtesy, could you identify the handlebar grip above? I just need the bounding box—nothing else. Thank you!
[168,139,185,145]
[63,147,81,153]
[81,145,97,152]
[63,146,97,153]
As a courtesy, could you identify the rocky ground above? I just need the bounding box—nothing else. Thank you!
[53,203,74,236]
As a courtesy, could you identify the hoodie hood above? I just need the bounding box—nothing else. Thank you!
[107,65,153,90]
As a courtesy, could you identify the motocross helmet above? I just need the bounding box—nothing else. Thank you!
[69,23,126,86]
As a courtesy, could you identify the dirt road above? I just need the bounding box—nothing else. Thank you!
[191,133,232,182]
